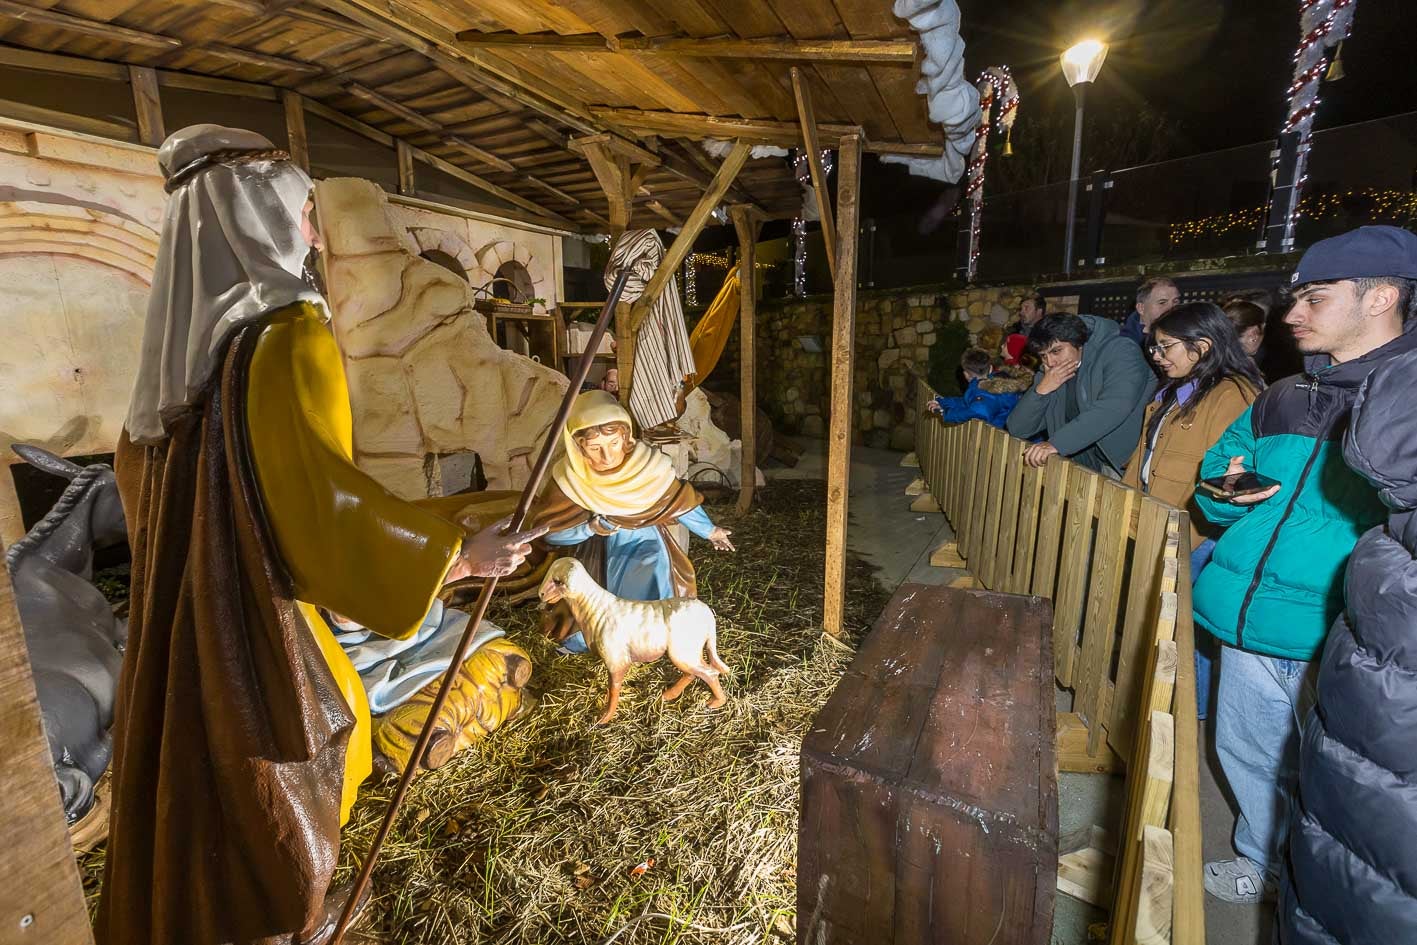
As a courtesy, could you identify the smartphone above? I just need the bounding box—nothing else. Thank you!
[1198,471,1282,499]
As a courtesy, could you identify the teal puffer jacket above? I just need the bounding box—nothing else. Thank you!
[1192,327,1417,660]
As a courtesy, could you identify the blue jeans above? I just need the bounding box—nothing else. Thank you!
[1214,645,1316,877]
[1190,539,1217,720]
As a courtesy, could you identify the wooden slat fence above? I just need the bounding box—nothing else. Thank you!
[912,384,1204,945]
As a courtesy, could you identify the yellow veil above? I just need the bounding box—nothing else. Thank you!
[551,390,678,517]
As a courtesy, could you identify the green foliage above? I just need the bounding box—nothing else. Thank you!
[927,320,971,397]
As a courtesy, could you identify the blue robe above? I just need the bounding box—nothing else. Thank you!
[547,505,716,652]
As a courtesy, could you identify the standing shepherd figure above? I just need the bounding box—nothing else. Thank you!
[99,125,539,945]
[609,229,697,435]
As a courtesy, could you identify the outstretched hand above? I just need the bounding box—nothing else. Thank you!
[1222,455,1281,505]
[708,526,736,552]
[446,516,550,581]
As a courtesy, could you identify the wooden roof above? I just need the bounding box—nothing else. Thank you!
[0,0,942,230]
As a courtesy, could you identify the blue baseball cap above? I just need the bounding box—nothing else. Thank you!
[1291,225,1417,286]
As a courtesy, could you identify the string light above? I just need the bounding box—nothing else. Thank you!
[1262,0,1356,251]
[684,258,697,306]
[962,66,1020,282]
[1169,187,1417,249]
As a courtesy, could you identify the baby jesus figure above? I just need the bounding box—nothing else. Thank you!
[533,391,734,652]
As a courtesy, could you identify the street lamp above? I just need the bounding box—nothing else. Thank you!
[1060,38,1108,275]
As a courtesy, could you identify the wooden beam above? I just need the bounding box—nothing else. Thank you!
[620,35,916,64]
[444,133,516,174]
[396,139,415,196]
[590,107,942,157]
[791,67,836,279]
[345,81,442,132]
[197,43,323,74]
[0,44,126,79]
[578,138,636,238]
[569,132,661,168]
[156,68,279,101]
[0,97,137,143]
[412,148,574,228]
[822,131,862,638]
[207,0,266,14]
[283,90,310,172]
[646,200,678,226]
[453,29,608,52]
[627,140,749,336]
[303,96,395,146]
[0,564,95,945]
[731,205,762,516]
[524,175,584,207]
[128,65,164,148]
[0,0,181,49]
[454,30,916,63]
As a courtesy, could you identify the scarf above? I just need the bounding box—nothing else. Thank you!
[550,390,678,517]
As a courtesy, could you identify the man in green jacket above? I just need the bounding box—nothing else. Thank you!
[1006,312,1156,476]
[1193,226,1417,904]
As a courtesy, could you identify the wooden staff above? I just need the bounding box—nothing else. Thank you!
[332,269,633,943]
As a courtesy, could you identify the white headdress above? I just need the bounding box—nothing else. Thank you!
[125,124,327,443]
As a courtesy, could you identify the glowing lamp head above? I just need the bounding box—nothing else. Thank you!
[1060,39,1109,87]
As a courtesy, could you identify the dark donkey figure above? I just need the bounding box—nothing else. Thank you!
[5,444,127,823]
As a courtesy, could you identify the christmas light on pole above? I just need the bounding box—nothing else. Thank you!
[960,66,1019,283]
[1260,0,1356,253]
[791,147,834,297]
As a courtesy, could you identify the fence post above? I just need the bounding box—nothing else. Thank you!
[1083,169,1110,269]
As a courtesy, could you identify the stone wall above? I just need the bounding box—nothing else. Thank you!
[714,281,1059,452]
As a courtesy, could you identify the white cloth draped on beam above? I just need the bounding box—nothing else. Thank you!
[606,229,696,430]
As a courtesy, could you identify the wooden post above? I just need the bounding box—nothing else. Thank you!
[790,67,836,279]
[282,89,310,172]
[618,140,750,409]
[128,64,164,147]
[577,139,635,240]
[730,205,761,515]
[396,139,415,196]
[0,563,94,944]
[823,131,862,638]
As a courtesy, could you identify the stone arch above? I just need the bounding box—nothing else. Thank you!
[0,202,160,284]
[474,239,544,300]
[408,227,477,279]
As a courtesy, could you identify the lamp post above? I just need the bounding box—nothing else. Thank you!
[1059,38,1108,275]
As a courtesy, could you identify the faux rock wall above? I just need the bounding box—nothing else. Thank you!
[316,177,568,498]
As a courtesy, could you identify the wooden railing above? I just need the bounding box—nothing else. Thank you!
[913,386,1204,945]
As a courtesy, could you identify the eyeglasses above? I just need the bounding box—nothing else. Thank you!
[1147,339,1183,358]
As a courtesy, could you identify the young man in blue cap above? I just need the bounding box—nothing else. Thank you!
[1192,225,1417,904]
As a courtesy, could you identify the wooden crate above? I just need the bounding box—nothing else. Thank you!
[799,585,1058,945]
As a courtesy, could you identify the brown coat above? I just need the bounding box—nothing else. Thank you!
[1122,377,1258,546]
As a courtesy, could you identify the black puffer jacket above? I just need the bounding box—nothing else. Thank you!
[1280,347,1417,945]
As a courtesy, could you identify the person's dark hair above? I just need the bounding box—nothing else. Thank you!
[1352,276,1417,322]
[1221,288,1274,317]
[1222,299,1266,334]
[960,348,993,376]
[1026,313,1091,354]
[1027,290,1046,314]
[1145,302,1263,445]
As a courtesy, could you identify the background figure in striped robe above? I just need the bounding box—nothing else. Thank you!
[606,229,697,435]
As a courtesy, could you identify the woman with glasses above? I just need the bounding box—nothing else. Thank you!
[1122,301,1263,720]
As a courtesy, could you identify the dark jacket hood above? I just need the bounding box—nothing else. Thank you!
[1345,344,1417,519]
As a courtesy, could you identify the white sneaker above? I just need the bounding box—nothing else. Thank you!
[1203,856,1277,904]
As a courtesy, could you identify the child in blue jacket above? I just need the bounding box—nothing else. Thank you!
[927,348,1031,428]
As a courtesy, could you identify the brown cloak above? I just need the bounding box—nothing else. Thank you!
[529,477,705,641]
[99,323,349,945]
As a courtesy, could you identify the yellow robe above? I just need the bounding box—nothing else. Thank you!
[245,303,463,822]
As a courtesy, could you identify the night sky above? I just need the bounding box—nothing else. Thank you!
[959,0,1417,158]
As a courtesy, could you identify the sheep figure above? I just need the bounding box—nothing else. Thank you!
[538,557,729,725]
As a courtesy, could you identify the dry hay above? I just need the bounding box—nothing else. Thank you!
[80,480,890,943]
